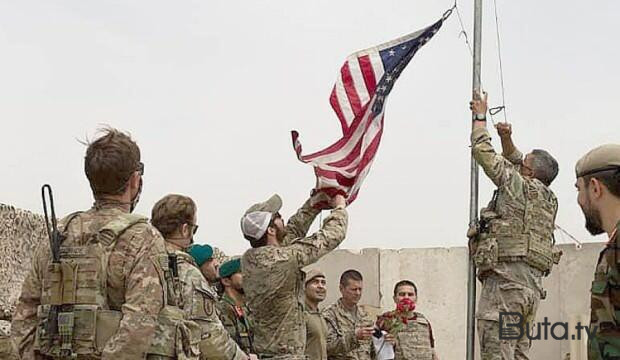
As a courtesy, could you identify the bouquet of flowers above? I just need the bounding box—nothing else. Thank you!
[376,298,416,335]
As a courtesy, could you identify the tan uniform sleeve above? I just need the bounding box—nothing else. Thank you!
[503,148,524,166]
[10,245,45,360]
[198,310,246,360]
[326,323,359,356]
[287,208,348,268]
[471,127,524,190]
[102,229,166,359]
[282,198,321,246]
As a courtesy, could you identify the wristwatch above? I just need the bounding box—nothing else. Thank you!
[473,113,486,121]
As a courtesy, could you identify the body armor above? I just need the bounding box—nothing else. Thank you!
[471,180,561,275]
[35,212,200,359]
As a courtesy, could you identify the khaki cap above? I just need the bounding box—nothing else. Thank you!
[575,144,620,178]
[304,269,326,285]
[240,194,283,241]
[244,194,283,216]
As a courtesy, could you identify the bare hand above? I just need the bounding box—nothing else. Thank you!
[469,90,488,117]
[495,122,512,138]
[249,355,259,360]
[331,194,347,208]
[355,326,374,340]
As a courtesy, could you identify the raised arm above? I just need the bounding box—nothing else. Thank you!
[469,92,520,187]
[281,196,322,246]
[288,195,348,268]
[496,122,523,165]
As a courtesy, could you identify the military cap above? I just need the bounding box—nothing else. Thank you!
[244,194,282,216]
[575,144,620,178]
[241,194,283,240]
[219,258,241,278]
[186,244,214,267]
[304,269,326,286]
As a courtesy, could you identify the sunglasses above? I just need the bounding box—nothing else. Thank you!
[188,223,199,235]
[137,162,144,176]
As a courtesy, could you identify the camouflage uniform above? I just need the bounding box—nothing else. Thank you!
[377,311,436,360]
[216,293,254,355]
[169,244,246,360]
[305,302,359,360]
[242,199,348,358]
[588,223,620,359]
[322,299,375,360]
[471,127,559,360]
[11,201,170,359]
[0,204,48,360]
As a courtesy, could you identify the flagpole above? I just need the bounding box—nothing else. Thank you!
[466,0,482,359]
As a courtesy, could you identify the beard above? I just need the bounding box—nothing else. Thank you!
[275,225,286,243]
[582,203,604,235]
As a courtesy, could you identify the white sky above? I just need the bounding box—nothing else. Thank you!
[1,0,618,255]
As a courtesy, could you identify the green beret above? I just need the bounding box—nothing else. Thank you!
[219,258,241,278]
[576,144,620,178]
[187,244,214,267]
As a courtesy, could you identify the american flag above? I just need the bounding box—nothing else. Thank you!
[292,18,445,205]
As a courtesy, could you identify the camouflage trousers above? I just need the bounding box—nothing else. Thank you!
[476,275,541,360]
[589,331,620,360]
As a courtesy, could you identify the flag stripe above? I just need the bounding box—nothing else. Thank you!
[341,62,363,118]
[291,18,443,204]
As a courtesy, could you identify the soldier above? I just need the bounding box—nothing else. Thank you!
[189,243,222,294]
[323,270,376,360]
[304,269,372,360]
[151,194,250,360]
[376,280,438,360]
[216,258,255,354]
[240,191,348,359]
[11,128,197,359]
[469,93,561,359]
[574,144,620,359]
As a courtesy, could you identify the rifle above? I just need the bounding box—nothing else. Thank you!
[41,185,64,344]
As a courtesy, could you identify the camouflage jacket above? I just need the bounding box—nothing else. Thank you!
[11,201,168,359]
[241,199,348,357]
[305,302,359,360]
[588,222,620,360]
[0,204,47,321]
[170,244,245,360]
[322,299,375,360]
[471,127,558,283]
[216,293,254,355]
[377,311,435,360]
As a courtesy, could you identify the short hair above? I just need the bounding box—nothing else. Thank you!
[151,194,197,238]
[84,128,141,196]
[393,280,417,297]
[339,269,363,287]
[530,149,559,186]
[584,168,620,198]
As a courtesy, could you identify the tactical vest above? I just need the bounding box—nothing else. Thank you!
[394,313,433,360]
[34,212,200,359]
[473,179,560,274]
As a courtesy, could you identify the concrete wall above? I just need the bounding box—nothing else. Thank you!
[305,242,603,360]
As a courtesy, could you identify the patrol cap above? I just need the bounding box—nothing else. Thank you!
[241,194,283,241]
[304,269,326,286]
[186,244,214,267]
[219,258,241,278]
[575,144,620,178]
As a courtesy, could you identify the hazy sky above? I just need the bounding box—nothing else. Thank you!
[1,0,618,255]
